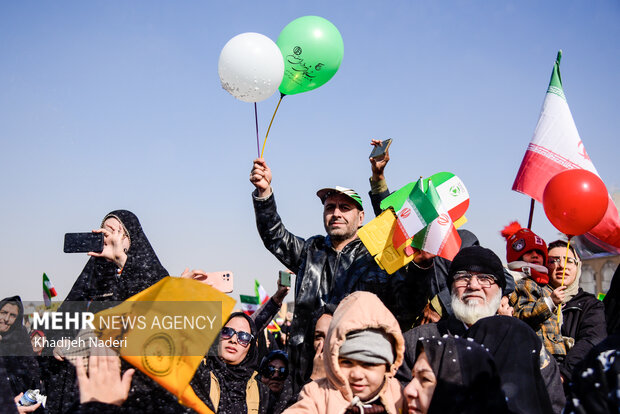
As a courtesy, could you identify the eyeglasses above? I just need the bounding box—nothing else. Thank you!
[262,365,288,379]
[220,327,254,347]
[548,256,579,266]
[453,271,497,288]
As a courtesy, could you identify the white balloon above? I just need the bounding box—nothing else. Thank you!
[218,33,284,103]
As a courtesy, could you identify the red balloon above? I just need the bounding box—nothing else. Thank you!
[542,169,608,236]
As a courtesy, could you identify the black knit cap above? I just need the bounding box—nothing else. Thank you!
[447,246,506,294]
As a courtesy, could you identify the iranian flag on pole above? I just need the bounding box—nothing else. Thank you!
[392,178,439,248]
[43,273,57,307]
[412,180,462,260]
[513,51,620,247]
[240,295,260,316]
[255,280,269,305]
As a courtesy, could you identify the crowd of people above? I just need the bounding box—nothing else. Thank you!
[1,142,619,413]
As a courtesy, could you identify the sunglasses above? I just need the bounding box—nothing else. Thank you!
[262,365,288,379]
[220,327,254,347]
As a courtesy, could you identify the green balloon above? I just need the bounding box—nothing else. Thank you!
[277,16,344,95]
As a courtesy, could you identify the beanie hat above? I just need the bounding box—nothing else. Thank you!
[339,329,394,365]
[447,246,507,294]
[501,221,548,264]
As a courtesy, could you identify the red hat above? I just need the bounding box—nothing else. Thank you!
[501,221,548,264]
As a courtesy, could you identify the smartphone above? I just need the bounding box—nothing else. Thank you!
[369,138,393,159]
[279,270,291,287]
[64,233,104,253]
[204,271,234,293]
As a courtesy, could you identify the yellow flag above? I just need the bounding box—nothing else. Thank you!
[94,277,236,414]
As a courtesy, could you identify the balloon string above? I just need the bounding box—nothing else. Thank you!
[556,238,572,322]
[260,94,284,158]
[254,103,260,158]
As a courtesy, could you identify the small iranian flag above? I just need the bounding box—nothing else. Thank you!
[255,280,269,305]
[412,180,462,260]
[392,178,439,248]
[429,172,469,222]
[267,319,281,332]
[43,273,57,307]
[240,295,260,316]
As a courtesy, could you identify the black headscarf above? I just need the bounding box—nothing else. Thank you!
[465,316,555,414]
[417,336,510,414]
[192,312,266,413]
[0,296,31,357]
[63,210,168,304]
[564,334,620,414]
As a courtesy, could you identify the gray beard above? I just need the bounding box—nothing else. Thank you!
[451,289,502,326]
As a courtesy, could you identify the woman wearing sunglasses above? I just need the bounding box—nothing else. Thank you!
[192,312,269,413]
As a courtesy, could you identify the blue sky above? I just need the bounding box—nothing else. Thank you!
[1,1,619,302]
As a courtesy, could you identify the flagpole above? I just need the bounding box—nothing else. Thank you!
[527,198,535,229]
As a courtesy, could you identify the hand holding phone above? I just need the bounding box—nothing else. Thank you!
[279,270,291,287]
[64,233,104,253]
[369,138,392,160]
[180,269,234,293]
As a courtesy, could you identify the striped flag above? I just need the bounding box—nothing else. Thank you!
[240,295,260,315]
[392,178,439,248]
[267,319,281,332]
[43,273,57,307]
[255,280,269,305]
[512,51,620,247]
[411,180,462,260]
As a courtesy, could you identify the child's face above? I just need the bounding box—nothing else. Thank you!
[338,357,387,401]
[521,249,544,266]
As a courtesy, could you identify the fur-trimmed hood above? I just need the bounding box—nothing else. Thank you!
[324,291,405,401]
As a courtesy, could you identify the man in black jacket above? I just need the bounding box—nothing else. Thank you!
[250,158,391,393]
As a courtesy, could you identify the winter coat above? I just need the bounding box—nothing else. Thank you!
[253,192,390,392]
[283,291,406,414]
[509,277,566,357]
[560,288,606,382]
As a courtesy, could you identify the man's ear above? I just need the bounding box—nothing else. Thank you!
[358,210,365,224]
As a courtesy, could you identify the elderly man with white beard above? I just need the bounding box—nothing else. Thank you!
[395,246,510,384]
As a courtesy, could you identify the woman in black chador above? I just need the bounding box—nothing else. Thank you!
[63,209,168,304]
[404,336,510,414]
[0,295,42,407]
[45,210,172,414]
